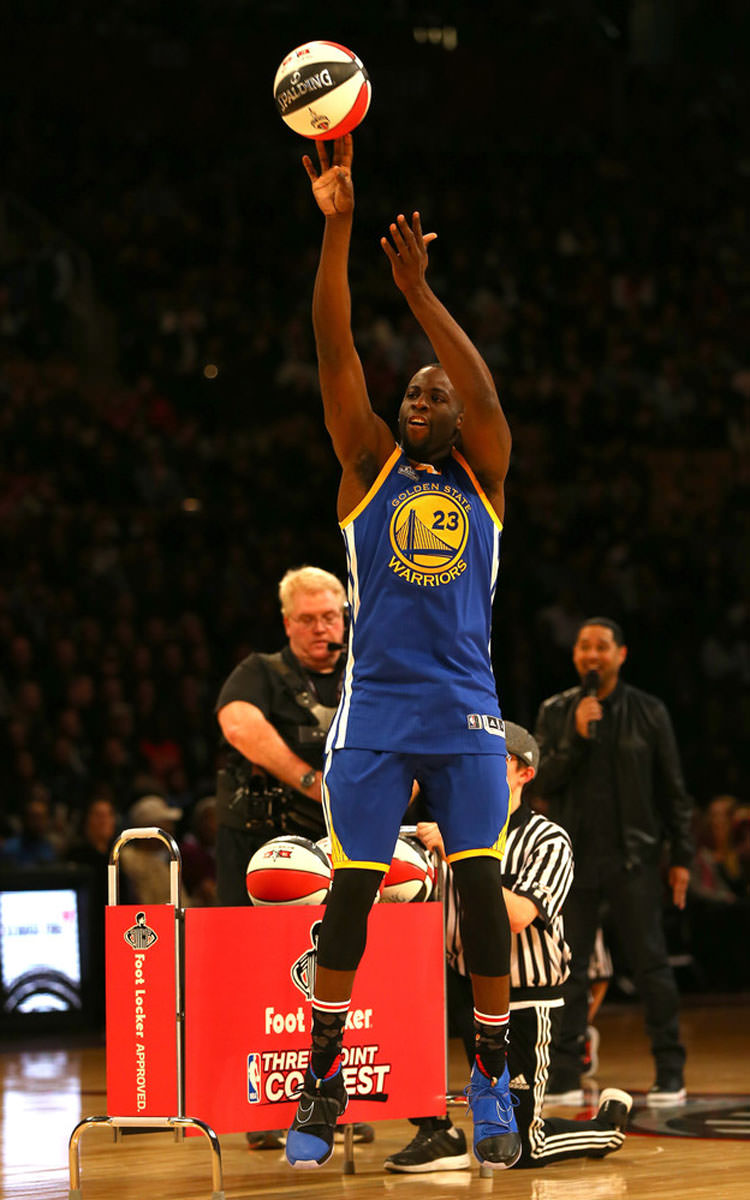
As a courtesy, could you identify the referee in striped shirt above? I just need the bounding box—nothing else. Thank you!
[385,722,633,1173]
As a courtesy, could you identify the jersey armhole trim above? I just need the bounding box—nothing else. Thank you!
[451,449,504,531]
[340,444,400,529]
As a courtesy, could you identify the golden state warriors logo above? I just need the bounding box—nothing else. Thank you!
[389,485,470,587]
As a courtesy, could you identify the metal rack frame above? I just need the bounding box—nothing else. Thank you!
[67,827,226,1200]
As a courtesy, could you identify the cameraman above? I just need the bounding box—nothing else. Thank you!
[215,566,347,906]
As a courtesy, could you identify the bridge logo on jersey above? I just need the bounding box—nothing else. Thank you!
[388,487,469,587]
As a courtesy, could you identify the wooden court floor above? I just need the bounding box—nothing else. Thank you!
[2,995,749,1200]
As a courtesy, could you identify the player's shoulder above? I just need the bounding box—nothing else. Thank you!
[449,447,499,492]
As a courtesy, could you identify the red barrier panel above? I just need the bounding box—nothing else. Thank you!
[184,903,446,1133]
[106,905,179,1117]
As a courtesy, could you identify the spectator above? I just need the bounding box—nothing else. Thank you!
[67,794,130,1022]
[688,795,750,990]
[0,792,58,868]
[178,795,217,906]
[118,794,192,907]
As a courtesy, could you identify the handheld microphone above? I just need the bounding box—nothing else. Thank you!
[582,670,600,740]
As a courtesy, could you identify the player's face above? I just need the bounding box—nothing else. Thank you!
[397,366,463,463]
[284,589,345,670]
[573,625,627,692]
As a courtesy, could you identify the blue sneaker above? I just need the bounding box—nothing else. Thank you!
[465,1059,521,1169]
[285,1064,348,1169]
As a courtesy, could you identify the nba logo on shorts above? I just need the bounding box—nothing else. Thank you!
[247,1053,262,1103]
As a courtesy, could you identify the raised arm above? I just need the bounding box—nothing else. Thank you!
[302,136,394,518]
[381,212,510,518]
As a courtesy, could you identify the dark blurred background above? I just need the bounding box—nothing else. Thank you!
[1,2,749,988]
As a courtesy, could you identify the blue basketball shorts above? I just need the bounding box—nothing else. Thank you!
[322,747,511,870]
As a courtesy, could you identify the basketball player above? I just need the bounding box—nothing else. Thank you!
[285,134,520,1171]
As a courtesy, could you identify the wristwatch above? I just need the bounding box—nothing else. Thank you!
[299,768,317,790]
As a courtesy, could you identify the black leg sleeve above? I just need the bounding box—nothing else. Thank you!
[316,867,384,972]
[451,855,511,977]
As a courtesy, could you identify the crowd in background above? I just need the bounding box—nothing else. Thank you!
[1,5,749,986]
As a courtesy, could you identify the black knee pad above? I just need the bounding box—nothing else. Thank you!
[316,868,383,971]
[451,855,511,977]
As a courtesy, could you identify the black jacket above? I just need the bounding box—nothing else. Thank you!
[532,680,694,871]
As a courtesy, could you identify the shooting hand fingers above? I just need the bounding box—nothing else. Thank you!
[316,141,330,173]
[333,133,353,168]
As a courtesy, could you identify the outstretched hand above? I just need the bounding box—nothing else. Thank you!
[302,135,354,216]
[380,211,438,295]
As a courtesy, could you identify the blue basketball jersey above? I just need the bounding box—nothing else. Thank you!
[327,445,506,754]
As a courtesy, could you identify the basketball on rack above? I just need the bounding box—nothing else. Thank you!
[380,835,435,902]
[245,836,332,906]
[273,41,371,140]
[315,835,333,867]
